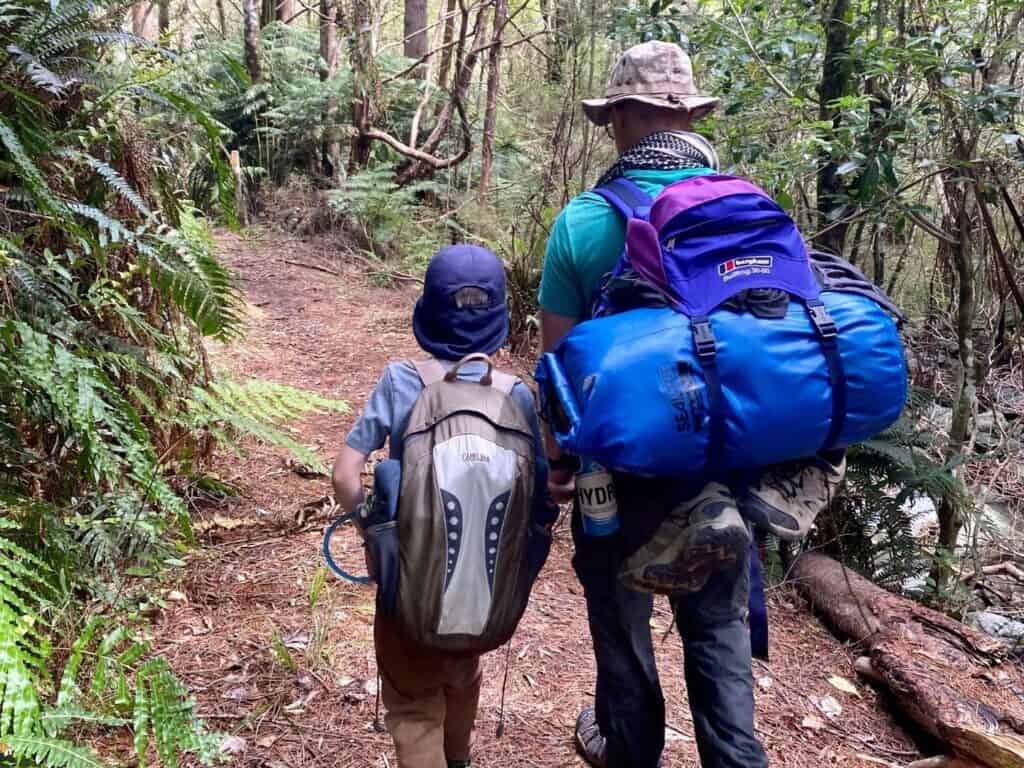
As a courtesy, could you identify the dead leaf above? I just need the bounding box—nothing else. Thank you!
[167,590,188,603]
[284,630,311,650]
[818,694,843,718]
[219,736,247,756]
[828,674,861,698]
[222,686,256,702]
[256,735,278,749]
[802,715,826,731]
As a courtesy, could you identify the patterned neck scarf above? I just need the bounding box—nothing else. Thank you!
[596,130,720,187]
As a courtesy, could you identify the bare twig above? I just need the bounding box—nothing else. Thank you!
[283,259,340,277]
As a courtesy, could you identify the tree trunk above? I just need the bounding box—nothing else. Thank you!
[216,0,227,36]
[393,3,485,184]
[348,0,375,173]
[940,173,976,555]
[320,0,341,180]
[478,0,506,202]
[131,2,154,37]
[814,0,852,255]
[158,0,169,33]
[792,553,1024,768]
[437,0,457,90]
[546,0,570,83]
[404,0,429,66]
[276,0,295,22]
[242,0,263,83]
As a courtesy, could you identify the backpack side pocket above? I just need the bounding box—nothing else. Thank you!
[365,520,399,616]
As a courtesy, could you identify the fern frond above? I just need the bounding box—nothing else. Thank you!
[0,115,73,222]
[138,88,238,229]
[59,150,151,218]
[6,44,70,96]
[134,659,221,768]
[0,510,53,738]
[1,734,107,768]
[41,704,128,737]
[14,0,95,50]
[132,208,242,340]
[187,380,348,473]
[66,201,131,244]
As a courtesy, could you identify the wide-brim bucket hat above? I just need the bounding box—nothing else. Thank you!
[582,41,721,127]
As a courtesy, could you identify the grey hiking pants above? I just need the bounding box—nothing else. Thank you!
[572,474,769,768]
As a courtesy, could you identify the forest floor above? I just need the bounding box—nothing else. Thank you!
[153,229,929,768]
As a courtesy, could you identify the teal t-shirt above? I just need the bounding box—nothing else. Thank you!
[538,167,714,318]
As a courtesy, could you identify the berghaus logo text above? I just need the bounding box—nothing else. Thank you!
[718,255,773,276]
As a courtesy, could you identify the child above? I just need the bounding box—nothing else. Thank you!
[332,244,556,768]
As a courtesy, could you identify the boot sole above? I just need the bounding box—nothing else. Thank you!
[743,496,810,541]
[621,524,750,594]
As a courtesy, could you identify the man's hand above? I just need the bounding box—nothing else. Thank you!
[540,309,582,506]
[548,465,576,504]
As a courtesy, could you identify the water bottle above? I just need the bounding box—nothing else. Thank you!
[576,458,619,536]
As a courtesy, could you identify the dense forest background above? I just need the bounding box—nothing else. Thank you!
[1,0,1022,763]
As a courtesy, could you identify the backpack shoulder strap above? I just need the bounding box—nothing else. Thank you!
[412,358,446,386]
[592,177,654,222]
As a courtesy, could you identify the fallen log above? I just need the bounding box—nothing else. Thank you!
[791,552,1024,768]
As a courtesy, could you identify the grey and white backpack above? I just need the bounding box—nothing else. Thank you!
[394,354,548,654]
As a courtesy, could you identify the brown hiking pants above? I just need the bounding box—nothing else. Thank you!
[374,615,482,768]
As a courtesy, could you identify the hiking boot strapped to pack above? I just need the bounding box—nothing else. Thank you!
[619,482,750,594]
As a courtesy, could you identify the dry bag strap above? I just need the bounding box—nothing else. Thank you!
[413,358,447,386]
[804,299,846,452]
[691,315,726,473]
[748,538,769,660]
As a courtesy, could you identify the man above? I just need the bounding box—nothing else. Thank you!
[540,41,843,768]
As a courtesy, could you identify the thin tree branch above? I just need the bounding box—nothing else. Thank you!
[972,180,1024,317]
[723,0,795,99]
[359,96,472,170]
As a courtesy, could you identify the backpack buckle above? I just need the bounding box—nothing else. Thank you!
[692,318,717,360]
[808,302,837,342]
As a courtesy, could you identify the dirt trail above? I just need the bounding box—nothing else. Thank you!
[155,230,923,768]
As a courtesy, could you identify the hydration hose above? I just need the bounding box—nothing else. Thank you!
[322,512,373,584]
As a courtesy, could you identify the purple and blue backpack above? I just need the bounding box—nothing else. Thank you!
[536,174,907,477]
